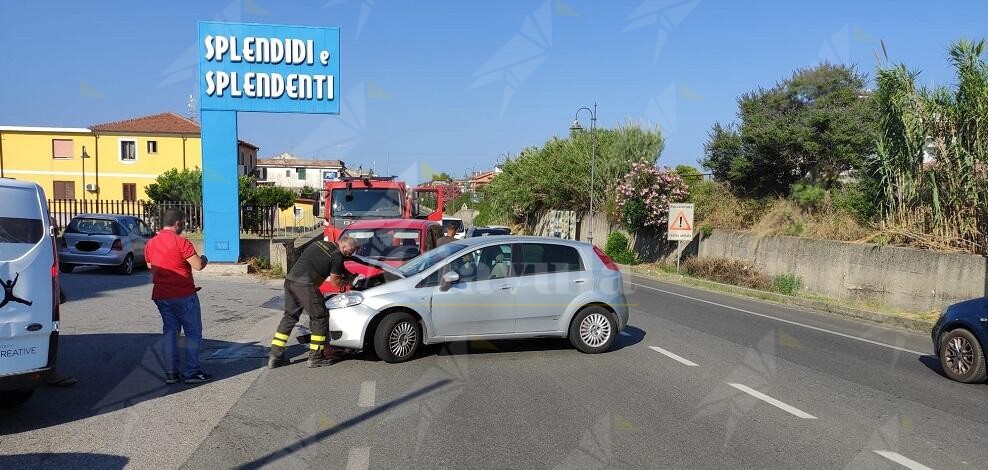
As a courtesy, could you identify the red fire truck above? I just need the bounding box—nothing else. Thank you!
[316,176,444,242]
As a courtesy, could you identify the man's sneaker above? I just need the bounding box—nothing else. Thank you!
[268,356,289,369]
[183,372,213,384]
[165,373,180,384]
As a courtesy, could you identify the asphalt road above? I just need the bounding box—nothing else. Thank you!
[3,268,987,469]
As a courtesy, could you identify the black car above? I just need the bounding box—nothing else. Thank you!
[931,297,988,383]
[465,227,511,237]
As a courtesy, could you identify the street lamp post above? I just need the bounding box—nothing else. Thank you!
[570,102,597,245]
[81,145,91,202]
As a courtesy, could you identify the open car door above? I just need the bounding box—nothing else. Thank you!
[411,185,444,221]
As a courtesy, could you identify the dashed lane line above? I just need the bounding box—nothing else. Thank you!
[624,280,928,356]
[873,451,934,470]
[727,383,818,419]
[358,381,376,408]
[648,346,699,367]
[345,447,370,470]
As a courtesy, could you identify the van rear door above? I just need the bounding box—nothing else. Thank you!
[0,182,56,378]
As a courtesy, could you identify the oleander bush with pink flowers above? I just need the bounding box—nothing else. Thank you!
[615,163,689,231]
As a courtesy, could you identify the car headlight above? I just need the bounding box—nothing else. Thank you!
[326,292,364,310]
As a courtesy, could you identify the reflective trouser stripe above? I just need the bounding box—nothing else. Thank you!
[310,335,327,342]
[309,343,325,351]
[271,338,287,347]
[274,332,290,341]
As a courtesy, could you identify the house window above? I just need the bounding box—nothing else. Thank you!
[52,139,73,159]
[147,140,158,154]
[285,169,291,177]
[122,183,137,202]
[53,181,75,200]
[120,140,137,161]
[297,168,306,179]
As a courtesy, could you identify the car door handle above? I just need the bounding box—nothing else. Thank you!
[573,279,587,284]
[497,285,514,290]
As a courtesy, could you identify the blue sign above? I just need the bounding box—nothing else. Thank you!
[197,21,341,263]
[198,22,340,114]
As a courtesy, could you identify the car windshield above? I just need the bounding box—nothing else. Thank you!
[471,228,510,237]
[66,218,124,236]
[398,241,467,277]
[344,228,422,261]
[331,188,402,217]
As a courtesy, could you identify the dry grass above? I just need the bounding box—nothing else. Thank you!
[752,199,874,242]
[681,256,774,291]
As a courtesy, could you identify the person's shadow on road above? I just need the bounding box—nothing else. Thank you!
[0,333,266,435]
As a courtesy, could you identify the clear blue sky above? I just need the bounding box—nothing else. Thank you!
[2,0,985,179]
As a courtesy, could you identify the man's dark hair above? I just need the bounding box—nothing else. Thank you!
[162,209,186,228]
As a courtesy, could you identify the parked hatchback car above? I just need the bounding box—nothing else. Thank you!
[932,297,988,383]
[0,179,59,407]
[58,214,155,275]
[325,236,629,363]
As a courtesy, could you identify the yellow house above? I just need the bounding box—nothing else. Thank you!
[0,112,259,201]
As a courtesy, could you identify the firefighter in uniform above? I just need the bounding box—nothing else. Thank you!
[269,237,358,368]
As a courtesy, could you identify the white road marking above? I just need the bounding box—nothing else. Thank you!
[648,346,699,367]
[873,451,933,470]
[345,447,370,470]
[358,381,376,407]
[624,279,928,356]
[727,383,817,419]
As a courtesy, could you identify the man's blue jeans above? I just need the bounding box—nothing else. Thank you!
[154,294,203,377]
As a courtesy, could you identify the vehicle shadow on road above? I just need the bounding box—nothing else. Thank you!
[59,268,151,302]
[918,355,948,378]
[0,452,128,469]
[0,333,265,435]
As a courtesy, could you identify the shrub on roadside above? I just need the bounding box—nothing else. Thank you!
[270,263,284,278]
[773,273,802,296]
[604,231,637,265]
[246,257,271,273]
[681,256,773,291]
[790,183,827,212]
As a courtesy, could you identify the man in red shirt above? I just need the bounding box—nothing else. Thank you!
[145,209,211,385]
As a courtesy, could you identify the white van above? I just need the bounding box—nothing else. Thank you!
[0,179,59,407]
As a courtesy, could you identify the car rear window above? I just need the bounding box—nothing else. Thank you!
[516,243,583,275]
[0,217,44,244]
[66,218,125,236]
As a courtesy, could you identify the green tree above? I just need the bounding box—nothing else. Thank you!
[431,172,453,182]
[145,168,203,203]
[702,63,877,196]
[479,123,665,224]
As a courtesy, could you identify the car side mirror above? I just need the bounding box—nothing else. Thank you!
[439,271,460,291]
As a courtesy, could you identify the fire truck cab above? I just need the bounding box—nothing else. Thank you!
[316,176,443,242]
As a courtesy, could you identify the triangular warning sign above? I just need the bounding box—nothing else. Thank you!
[671,211,692,230]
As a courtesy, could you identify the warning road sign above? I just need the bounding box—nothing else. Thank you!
[667,203,694,241]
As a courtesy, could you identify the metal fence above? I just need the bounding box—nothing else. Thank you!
[47,199,320,239]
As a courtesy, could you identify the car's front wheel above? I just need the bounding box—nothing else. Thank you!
[939,328,988,383]
[374,312,421,363]
[117,254,134,275]
[569,306,617,354]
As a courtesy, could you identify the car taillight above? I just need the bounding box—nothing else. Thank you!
[111,239,123,251]
[593,246,620,271]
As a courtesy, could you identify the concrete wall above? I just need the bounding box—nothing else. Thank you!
[699,230,988,312]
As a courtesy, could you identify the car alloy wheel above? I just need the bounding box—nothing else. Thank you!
[389,321,417,358]
[580,312,611,348]
[944,335,975,376]
[119,254,134,275]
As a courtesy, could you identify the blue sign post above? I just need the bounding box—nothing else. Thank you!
[197,22,340,262]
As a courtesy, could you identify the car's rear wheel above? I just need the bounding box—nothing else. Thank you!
[374,312,421,363]
[569,306,617,354]
[59,263,74,273]
[0,390,34,408]
[117,254,134,275]
[939,329,988,383]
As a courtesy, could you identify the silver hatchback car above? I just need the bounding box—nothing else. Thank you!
[326,236,629,363]
[58,214,155,275]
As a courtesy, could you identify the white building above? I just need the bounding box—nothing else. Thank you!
[255,152,345,190]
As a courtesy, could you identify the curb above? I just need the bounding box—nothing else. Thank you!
[619,265,937,333]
